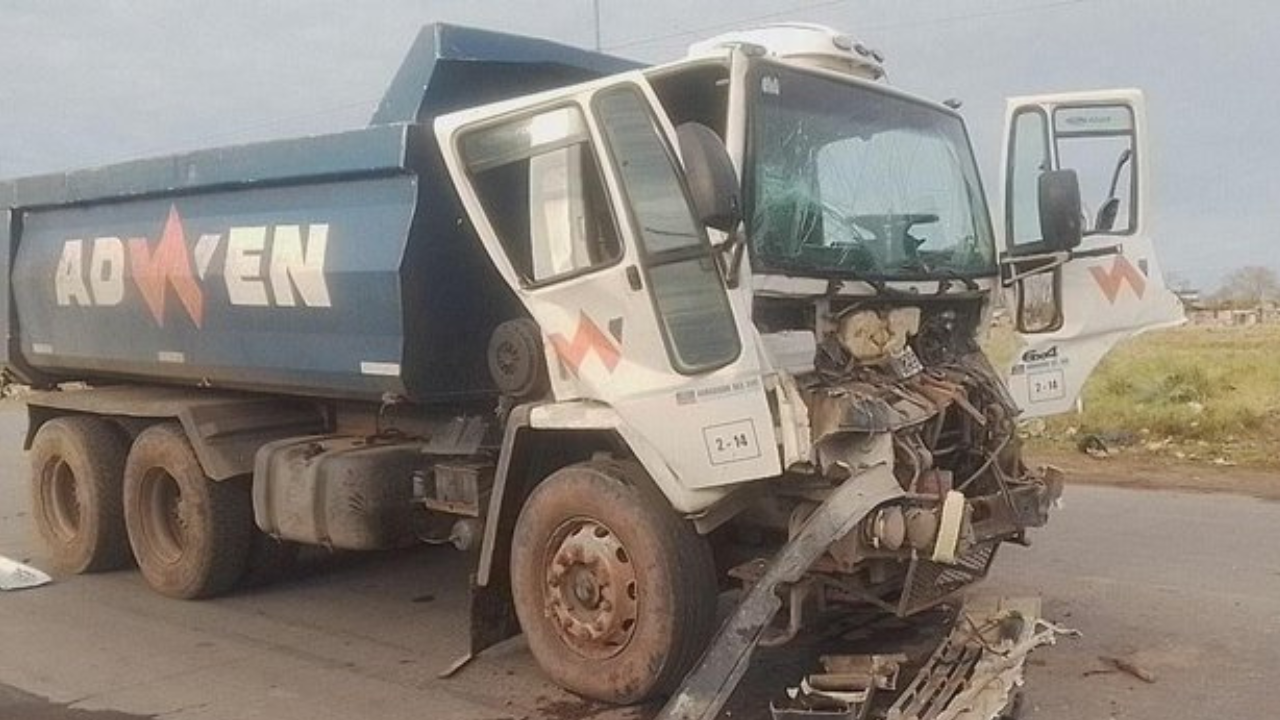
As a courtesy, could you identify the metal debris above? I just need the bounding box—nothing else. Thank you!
[1098,655,1157,684]
[0,556,51,591]
[657,465,905,720]
[888,597,1077,720]
[771,654,906,720]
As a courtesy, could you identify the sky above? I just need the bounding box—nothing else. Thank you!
[1,0,1275,291]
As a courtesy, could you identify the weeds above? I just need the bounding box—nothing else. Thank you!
[988,324,1280,469]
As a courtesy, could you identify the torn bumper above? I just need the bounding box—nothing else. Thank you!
[769,596,1075,720]
[887,597,1073,720]
[657,464,906,720]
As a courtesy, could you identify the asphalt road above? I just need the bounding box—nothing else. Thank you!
[2,402,1278,720]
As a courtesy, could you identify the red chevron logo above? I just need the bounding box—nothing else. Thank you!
[1089,255,1147,303]
[549,312,621,376]
[129,205,205,328]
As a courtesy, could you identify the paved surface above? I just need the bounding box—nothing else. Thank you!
[2,402,1278,719]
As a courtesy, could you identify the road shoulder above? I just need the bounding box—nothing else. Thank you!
[1029,450,1280,502]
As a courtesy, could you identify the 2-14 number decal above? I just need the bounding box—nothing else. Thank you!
[1028,369,1066,403]
[702,419,761,466]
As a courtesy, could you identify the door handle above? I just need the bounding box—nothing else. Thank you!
[625,265,643,291]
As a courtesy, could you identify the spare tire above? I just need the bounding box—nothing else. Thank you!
[488,318,548,399]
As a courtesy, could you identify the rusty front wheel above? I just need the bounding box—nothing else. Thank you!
[510,460,717,704]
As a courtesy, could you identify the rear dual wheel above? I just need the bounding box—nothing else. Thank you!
[123,423,253,599]
[29,417,132,573]
[32,417,292,597]
[510,460,718,704]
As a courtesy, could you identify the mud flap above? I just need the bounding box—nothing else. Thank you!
[657,465,905,720]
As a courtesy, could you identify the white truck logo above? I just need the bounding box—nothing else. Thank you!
[54,205,331,327]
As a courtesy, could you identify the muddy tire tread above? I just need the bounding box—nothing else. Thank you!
[510,459,717,704]
[29,416,132,573]
[123,423,252,599]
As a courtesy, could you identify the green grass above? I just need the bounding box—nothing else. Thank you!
[989,324,1280,468]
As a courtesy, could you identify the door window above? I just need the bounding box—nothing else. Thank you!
[1006,108,1051,248]
[1054,105,1136,235]
[594,87,741,374]
[461,106,622,285]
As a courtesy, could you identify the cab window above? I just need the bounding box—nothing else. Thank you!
[594,87,741,374]
[1054,105,1136,235]
[461,106,622,285]
[1006,108,1051,248]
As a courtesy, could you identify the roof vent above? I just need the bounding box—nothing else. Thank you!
[687,23,885,80]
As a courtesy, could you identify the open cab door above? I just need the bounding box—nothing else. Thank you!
[998,89,1184,418]
[433,72,781,496]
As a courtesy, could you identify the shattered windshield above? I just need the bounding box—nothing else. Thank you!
[747,64,996,281]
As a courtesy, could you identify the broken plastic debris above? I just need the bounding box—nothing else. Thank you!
[0,556,52,591]
[888,597,1078,720]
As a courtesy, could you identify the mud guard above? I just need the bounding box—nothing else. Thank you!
[657,464,905,720]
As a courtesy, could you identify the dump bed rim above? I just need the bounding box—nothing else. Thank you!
[0,123,416,212]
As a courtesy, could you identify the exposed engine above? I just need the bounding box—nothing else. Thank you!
[733,299,1063,630]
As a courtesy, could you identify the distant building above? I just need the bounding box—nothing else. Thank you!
[1174,288,1202,309]
[1189,304,1279,326]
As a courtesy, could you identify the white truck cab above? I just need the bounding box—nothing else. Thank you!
[9,21,1179,716]
[431,23,1180,713]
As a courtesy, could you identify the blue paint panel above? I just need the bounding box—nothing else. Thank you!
[0,23,632,402]
[14,177,418,399]
[0,125,413,211]
[371,23,640,125]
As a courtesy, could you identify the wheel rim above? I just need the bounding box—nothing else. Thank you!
[543,518,641,659]
[138,468,188,564]
[41,458,82,542]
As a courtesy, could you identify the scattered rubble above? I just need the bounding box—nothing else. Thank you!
[769,597,1078,720]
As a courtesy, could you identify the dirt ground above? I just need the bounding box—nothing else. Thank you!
[1028,448,1280,502]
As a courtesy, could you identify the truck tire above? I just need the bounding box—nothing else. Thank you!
[29,416,132,574]
[510,460,717,704]
[123,423,252,599]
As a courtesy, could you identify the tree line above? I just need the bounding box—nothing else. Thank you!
[1200,266,1279,309]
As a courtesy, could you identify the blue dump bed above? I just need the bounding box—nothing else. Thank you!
[0,25,637,403]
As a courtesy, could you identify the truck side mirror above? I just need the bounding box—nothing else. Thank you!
[1038,169,1083,252]
[675,122,742,234]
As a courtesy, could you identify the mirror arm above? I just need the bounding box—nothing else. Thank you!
[1107,149,1132,199]
[1070,244,1123,260]
[719,231,747,288]
[999,243,1122,286]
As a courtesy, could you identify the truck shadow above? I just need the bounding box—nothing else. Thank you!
[231,545,956,720]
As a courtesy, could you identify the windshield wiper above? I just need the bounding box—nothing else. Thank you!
[893,258,981,293]
[823,276,916,300]
[934,268,980,293]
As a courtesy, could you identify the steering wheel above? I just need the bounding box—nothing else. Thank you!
[851,213,941,235]
[821,201,876,243]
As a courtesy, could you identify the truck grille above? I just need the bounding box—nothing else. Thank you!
[896,542,998,617]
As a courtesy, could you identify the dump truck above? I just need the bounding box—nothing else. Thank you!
[2,21,1183,717]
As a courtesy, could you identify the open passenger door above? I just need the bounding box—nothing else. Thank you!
[999,89,1184,418]
[434,73,781,492]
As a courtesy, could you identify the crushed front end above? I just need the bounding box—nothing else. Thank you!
[660,299,1064,720]
[728,296,1063,635]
